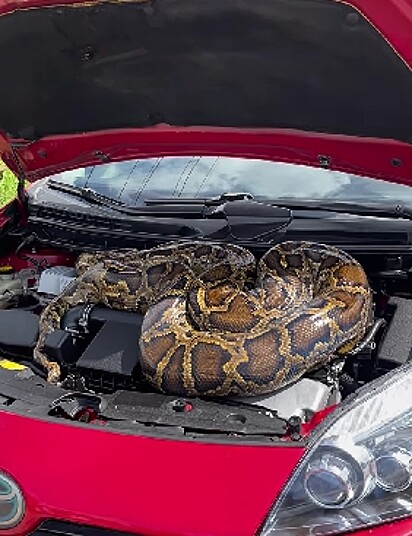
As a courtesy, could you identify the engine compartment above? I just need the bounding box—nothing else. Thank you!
[0,239,410,430]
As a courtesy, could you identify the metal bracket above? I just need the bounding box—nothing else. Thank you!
[78,303,95,334]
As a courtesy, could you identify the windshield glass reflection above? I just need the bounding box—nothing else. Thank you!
[48,156,412,207]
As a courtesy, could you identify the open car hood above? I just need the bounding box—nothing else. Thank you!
[0,0,411,184]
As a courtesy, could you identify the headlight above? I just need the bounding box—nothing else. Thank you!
[260,362,412,535]
[0,473,24,529]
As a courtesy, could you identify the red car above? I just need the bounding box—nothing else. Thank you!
[0,0,411,534]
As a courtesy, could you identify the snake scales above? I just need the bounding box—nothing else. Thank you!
[34,241,372,397]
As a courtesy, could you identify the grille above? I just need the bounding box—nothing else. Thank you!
[30,520,137,535]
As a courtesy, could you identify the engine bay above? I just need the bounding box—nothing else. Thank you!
[0,238,410,437]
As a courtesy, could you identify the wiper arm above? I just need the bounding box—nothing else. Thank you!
[145,192,255,207]
[48,180,132,212]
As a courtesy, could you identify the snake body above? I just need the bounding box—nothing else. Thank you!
[34,241,372,397]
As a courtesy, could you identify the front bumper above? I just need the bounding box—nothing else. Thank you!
[0,410,302,536]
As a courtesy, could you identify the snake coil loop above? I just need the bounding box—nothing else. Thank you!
[34,241,372,397]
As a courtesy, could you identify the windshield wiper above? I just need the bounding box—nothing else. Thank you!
[146,194,412,220]
[49,180,131,211]
[145,192,256,207]
[270,199,412,220]
[50,183,257,214]
[48,180,207,217]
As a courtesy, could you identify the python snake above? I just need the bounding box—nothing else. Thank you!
[34,241,372,397]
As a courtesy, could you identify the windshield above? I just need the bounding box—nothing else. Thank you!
[47,156,412,207]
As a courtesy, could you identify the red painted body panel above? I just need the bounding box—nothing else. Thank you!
[0,249,75,271]
[0,410,303,536]
[346,0,412,67]
[2,127,412,187]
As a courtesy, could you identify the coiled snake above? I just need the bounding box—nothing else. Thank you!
[34,241,372,397]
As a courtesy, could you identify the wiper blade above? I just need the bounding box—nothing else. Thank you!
[48,180,206,217]
[271,199,412,220]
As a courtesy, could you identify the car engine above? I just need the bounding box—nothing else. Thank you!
[0,241,407,423]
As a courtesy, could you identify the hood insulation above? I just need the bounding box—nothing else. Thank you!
[0,0,411,142]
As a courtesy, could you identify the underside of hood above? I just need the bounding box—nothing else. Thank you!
[0,0,411,144]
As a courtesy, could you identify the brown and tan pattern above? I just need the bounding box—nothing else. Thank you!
[34,241,372,397]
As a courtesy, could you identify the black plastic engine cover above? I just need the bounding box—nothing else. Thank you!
[56,306,145,381]
[77,320,142,376]
[377,297,412,366]
[0,310,39,358]
[44,329,81,364]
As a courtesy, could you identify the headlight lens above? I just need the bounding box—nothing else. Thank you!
[303,442,375,509]
[0,473,24,529]
[261,362,412,535]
